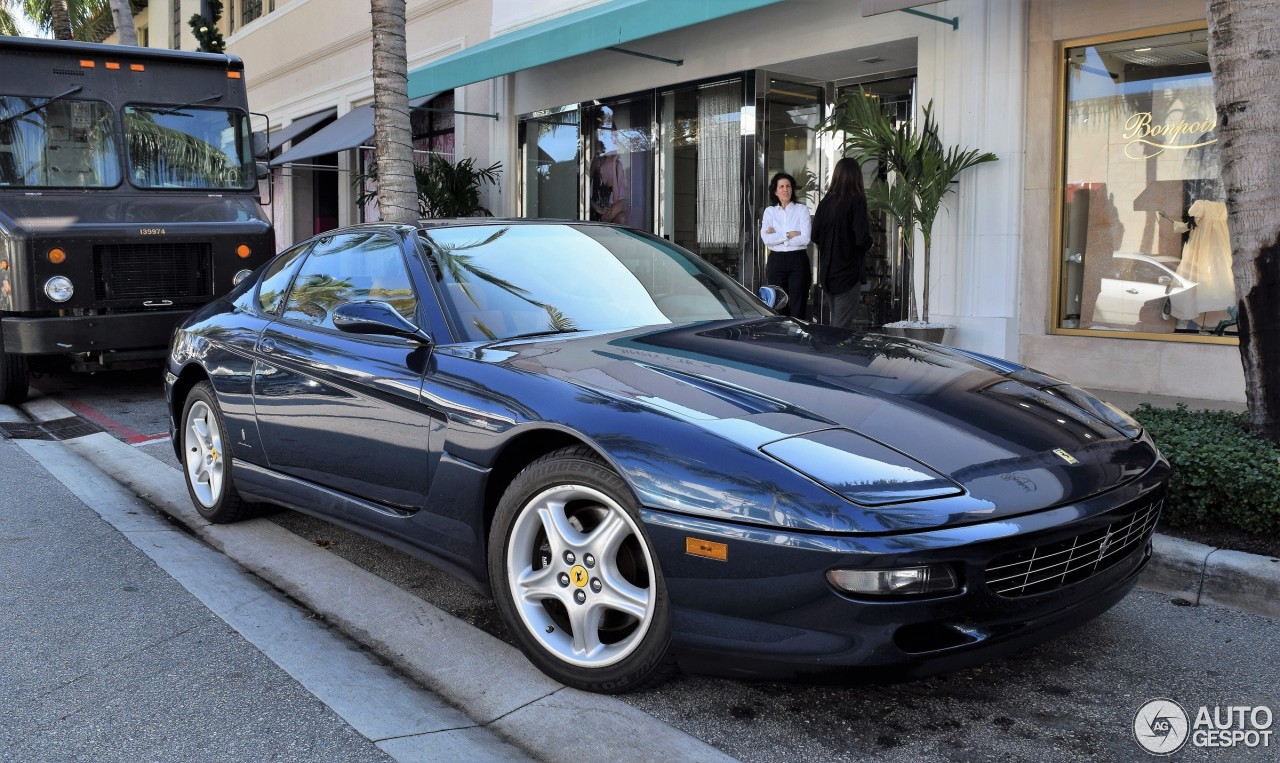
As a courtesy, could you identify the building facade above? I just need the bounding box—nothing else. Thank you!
[143,0,1241,402]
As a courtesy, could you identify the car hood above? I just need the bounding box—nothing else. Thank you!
[480,318,1160,532]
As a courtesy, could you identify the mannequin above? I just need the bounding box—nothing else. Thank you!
[589,133,628,225]
[1169,199,1233,323]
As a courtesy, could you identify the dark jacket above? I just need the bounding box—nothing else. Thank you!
[813,193,872,295]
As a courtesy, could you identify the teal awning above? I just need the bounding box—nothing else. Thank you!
[407,0,783,99]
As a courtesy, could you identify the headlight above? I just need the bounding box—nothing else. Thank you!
[827,565,959,596]
[44,276,74,302]
[760,428,963,506]
[232,268,252,286]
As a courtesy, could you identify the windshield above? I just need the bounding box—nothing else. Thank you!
[420,224,771,342]
[0,96,120,188]
[124,105,254,190]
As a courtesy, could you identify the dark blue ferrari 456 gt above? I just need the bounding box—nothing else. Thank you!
[165,220,1169,693]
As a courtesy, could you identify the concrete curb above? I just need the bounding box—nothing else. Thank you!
[60,432,736,763]
[1138,533,1280,619]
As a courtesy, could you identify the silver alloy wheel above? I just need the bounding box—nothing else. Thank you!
[184,399,224,508]
[506,483,656,668]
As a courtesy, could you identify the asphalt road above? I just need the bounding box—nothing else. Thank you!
[18,366,1280,761]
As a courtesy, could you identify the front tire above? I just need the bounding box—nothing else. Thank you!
[489,446,675,693]
[181,381,252,523]
[0,329,30,405]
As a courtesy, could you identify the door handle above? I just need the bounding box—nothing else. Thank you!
[1125,288,1140,294]
[261,338,277,353]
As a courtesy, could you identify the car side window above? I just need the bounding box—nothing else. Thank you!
[1131,262,1168,286]
[256,243,310,315]
[281,232,418,329]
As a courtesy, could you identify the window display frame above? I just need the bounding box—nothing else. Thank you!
[1049,22,1236,346]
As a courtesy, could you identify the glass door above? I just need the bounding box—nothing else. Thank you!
[658,78,745,279]
[762,77,823,319]
[834,75,916,328]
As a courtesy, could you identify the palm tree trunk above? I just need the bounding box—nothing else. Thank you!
[50,0,73,40]
[369,0,419,224]
[1207,0,1280,441]
[109,0,138,46]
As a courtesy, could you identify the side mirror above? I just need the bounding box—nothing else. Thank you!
[758,285,790,312]
[255,161,270,180]
[252,130,270,159]
[333,301,433,345]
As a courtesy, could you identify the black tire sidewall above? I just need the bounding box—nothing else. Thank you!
[0,329,30,405]
[489,449,673,693]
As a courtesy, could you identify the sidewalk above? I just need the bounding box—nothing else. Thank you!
[1089,387,1280,620]
[0,436,400,762]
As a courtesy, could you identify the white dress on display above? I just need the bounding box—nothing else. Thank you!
[1169,199,1234,320]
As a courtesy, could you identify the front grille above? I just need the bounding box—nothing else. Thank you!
[93,243,213,302]
[985,498,1162,597]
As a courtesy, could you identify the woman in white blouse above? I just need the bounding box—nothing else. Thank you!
[760,171,812,319]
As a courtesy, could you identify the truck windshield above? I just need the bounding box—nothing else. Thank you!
[0,96,121,188]
[124,105,255,191]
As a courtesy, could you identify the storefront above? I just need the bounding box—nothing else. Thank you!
[1021,1,1244,401]
[515,69,925,329]
[238,0,1257,399]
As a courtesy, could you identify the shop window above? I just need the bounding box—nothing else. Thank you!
[1059,29,1232,337]
[412,92,456,160]
[521,107,579,220]
[359,93,458,223]
[584,97,654,232]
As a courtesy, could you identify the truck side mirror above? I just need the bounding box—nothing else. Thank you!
[255,161,270,181]
[252,131,269,159]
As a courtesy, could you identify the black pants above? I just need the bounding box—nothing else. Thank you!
[829,284,863,329]
[765,250,811,319]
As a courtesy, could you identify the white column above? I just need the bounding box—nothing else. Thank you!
[916,0,1028,358]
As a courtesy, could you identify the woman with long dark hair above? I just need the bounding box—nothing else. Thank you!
[760,171,812,319]
[813,157,872,329]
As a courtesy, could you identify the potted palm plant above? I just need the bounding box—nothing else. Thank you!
[820,88,997,341]
[356,154,501,218]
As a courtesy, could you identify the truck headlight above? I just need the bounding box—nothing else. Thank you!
[44,276,74,302]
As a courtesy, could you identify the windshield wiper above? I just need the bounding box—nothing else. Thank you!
[504,328,584,340]
[0,85,83,126]
[152,92,223,116]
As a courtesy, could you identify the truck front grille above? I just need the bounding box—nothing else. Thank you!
[93,243,213,302]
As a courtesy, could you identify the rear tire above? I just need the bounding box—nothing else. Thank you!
[0,329,30,405]
[180,381,253,523]
[489,446,675,693]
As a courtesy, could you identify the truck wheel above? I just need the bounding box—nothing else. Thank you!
[0,330,30,405]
